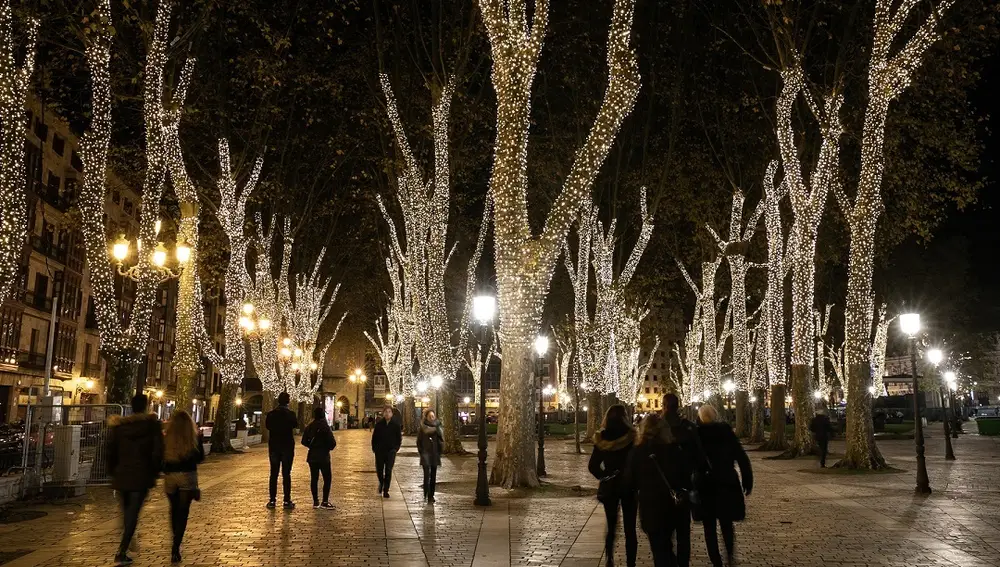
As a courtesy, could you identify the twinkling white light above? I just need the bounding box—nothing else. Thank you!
[0,1,38,303]
[762,160,788,387]
[677,258,723,397]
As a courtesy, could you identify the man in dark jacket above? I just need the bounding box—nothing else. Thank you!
[108,394,162,565]
[809,408,835,467]
[371,406,402,497]
[265,392,299,509]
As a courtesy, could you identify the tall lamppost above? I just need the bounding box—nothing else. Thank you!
[534,335,549,477]
[430,374,444,416]
[349,368,367,424]
[927,349,955,461]
[942,370,958,459]
[900,313,931,494]
[945,373,959,438]
[472,294,495,506]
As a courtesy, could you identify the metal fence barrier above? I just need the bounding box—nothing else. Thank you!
[6,404,129,495]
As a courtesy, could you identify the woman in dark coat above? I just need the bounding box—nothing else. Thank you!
[696,404,753,567]
[301,406,337,510]
[588,404,637,567]
[416,410,443,502]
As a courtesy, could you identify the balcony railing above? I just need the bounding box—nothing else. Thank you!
[18,351,46,370]
[20,289,52,312]
[30,235,68,263]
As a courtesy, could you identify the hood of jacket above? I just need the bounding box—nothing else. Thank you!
[115,412,160,439]
[593,427,635,451]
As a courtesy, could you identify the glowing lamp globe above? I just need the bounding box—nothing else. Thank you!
[463,396,471,404]
[242,303,255,315]
[472,295,496,325]
[112,237,130,262]
[309,362,318,371]
[85,379,94,389]
[417,380,428,393]
[899,313,921,337]
[430,375,444,389]
[175,242,191,264]
[927,349,943,366]
[813,391,823,400]
[534,335,549,357]
[258,318,272,331]
[152,243,168,267]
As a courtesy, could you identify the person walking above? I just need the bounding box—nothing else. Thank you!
[162,410,204,564]
[628,393,701,567]
[588,404,637,567]
[809,408,834,468]
[417,410,443,502]
[302,406,337,509]
[107,394,163,565]
[265,392,299,509]
[372,406,402,498]
[695,404,753,567]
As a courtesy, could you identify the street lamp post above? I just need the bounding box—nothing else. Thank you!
[900,313,931,494]
[472,295,495,506]
[349,369,367,425]
[942,370,958,460]
[534,335,549,478]
[927,349,955,460]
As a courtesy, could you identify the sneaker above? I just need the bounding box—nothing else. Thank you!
[114,553,133,565]
[382,491,390,499]
[266,500,277,509]
[378,481,383,493]
[319,502,335,510]
[283,501,296,510]
[313,502,321,509]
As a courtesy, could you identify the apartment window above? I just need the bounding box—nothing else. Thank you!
[71,150,83,172]
[154,357,162,384]
[63,178,77,201]
[52,134,65,156]
[645,387,650,394]
[25,141,42,193]
[32,117,47,140]
[47,172,60,197]
[158,318,165,341]
[653,387,659,394]
[159,288,168,306]
[29,328,39,353]
[654,399,660,408]
[123,198,133,216]
[652,375,658,382]
[111,190,121,204]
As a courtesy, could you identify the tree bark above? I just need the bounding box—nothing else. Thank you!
[759,384,788,451]
[734,390,750,438]
[749,388,765,443]
[402,397,417,435]
[210,382,238,453]
[441,380,466,454]
[785,364,818,457]
[260,391,274,443]
[107,354,138,405]
[490,342,539,488]
[585,389,600,440]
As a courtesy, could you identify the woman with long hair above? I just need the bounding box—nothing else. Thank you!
[695,404,752,567]
[162,410,204,563]
[302,406,337,509]
[416,410,443,503]
[588,404,637,567]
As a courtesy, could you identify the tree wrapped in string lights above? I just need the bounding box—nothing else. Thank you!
[201,139,262,452]
[759,159,790,450]
[551,324,574,410]
[836,0,954,469]
[706,191,764,436]
[672,321,702,406]
[375,73,489,453]
[0,2,37,304]
[771,59,845,457]
[476,0,639,487]
[245,216,293,398]
[748,321,768,443]
[677,258,723,402]
[77,0,189,403]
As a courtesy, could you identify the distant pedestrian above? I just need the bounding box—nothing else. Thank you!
[162,410,204,564]
[589,404,637,567]
[809,408,834,468]
[372,406,402,498]
[107,394,163,565]
[417,410,444,502]
[628,393,701,567]
[302,406,337,510]
[695,404,753,567]
[265,392,299,509]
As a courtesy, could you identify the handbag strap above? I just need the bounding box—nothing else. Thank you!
[647,453,680,503]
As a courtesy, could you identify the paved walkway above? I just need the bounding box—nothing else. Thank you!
[0,427,998,566]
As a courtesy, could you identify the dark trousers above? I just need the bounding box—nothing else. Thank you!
[602,494,638,567]
[310,461,332,504]
[422,465,438,498]
[702,517,735,567]
[375,451,396,492]
[167,490,196,553]
[118,489,148,555]
[648,516,691,567]
[817,437,829,467]
[269,448,294,502]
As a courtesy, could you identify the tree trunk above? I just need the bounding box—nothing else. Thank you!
[210,382,238,453]
[749,388,765,443]
[107,354,138,405]
[836,362,886,469]
[759,384,788,451]
[173,201,200,412]
[585,390,600,440]
[785,364,818,457]
[441,380,466,454]
[734,390,750,438]
[402,397,417,435]
[490,342,539,488]
[260,391,274,443]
